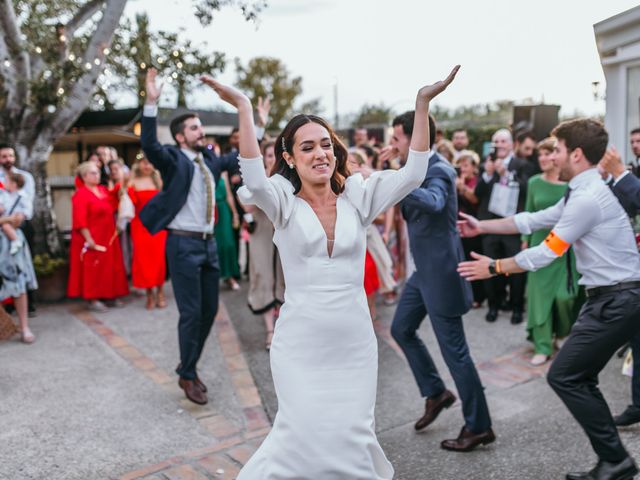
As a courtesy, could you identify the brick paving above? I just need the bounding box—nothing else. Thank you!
[70,299,554,479]
[70,301,269,480]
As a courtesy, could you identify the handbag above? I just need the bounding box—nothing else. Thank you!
[116,190,135,231]
[0,304,18,341]
[488,178,519,218]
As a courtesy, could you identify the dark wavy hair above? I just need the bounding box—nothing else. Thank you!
[273,114,350,194]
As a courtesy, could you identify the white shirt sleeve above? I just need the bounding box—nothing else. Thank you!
[613,170,630,186]
[513,197,565,235]
[515,194,600,271]
[143,104,158,117]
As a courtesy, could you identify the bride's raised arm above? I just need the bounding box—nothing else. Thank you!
[410,65,460,152]
[200,76,261,160]
[346,66,461,225]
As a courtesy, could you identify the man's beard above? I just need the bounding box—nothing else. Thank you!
[558,165,572,182]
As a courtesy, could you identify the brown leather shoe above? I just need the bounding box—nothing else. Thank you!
[194,375,207,393]
[176,364,207,393]
[178,378,208,405]
[440,426,496,452]
[414,389,457,431]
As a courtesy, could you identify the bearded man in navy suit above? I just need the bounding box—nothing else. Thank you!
[389,111,494,452]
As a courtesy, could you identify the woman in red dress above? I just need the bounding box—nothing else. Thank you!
[128,155,167,309]
[67,162,129,311]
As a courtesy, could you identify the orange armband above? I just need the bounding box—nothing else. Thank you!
[543,230,570,256]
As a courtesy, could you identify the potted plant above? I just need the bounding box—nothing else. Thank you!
[33,254,68,302]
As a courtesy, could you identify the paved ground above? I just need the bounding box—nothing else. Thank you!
[1,282,639,480]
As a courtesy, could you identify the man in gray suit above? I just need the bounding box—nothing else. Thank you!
[389,112,494,452]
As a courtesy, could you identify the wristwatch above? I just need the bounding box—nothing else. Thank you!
[488,260,497,276]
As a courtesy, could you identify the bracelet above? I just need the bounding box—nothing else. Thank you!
[495,259,509,277]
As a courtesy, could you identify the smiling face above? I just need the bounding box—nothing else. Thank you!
[552,139,576,182]
[390,124,411,163]
[81,164,102,187]
[285,122,336,189]
[176,117,206,150]
[537,148,555,173]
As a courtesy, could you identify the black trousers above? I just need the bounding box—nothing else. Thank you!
[166,233,220,381]
[481,233,526,311]
[547,287,640,463]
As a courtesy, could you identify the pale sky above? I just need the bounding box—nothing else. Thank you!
[123,0,640,120]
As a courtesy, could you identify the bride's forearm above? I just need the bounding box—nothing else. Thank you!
[238,102,261,159]
[409,98,430,152]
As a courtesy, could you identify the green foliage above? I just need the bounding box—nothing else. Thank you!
[235,56,303,129]
[298,97,324,116]
[194,0,267,25]
[353,103,394,127]
[93,13,227,109]
[32,253,67,276]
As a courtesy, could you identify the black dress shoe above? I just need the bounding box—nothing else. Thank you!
[440,425,496,452]
[485,308,498,323]
[414,389,456,431]
[510,311,523,325]
[615,405,640,427]
[566,456,638,480]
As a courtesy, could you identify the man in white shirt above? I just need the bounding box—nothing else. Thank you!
[457,118,640,480]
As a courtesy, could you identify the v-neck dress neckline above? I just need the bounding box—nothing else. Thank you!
[296,195,341,259]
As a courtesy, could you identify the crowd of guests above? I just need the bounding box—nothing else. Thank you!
[3,121,640,372]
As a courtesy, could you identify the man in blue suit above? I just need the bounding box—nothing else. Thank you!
[140,69,265,405]
[600,144,640,427]
[390,111,494,451]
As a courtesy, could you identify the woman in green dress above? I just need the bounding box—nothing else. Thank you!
[214,172,241,290]
[522,138,582,366]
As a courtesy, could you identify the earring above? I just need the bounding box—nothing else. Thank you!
[288,163,294,169]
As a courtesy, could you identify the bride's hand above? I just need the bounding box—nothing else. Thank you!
[200,75,251,109]
[417,65,460,102]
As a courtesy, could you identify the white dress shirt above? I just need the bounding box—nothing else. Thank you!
[513,167,640,287]
[143,104,216,234]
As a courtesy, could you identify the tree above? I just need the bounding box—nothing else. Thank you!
[298,97,324,116]
[235,56,303,130]
[352,103,394,127]
[94,14,227,110]
[0,0,264,254]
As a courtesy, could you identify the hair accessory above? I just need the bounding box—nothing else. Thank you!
[281,137,287,153]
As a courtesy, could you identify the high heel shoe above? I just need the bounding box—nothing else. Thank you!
[265,330,274,351]
[145,293,155,310]
[21,328,35,344]
[156,291,167,309]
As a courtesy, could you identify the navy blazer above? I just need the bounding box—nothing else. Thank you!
[401,152,473,317]
[139,114,239,235]
[611,172,640,216]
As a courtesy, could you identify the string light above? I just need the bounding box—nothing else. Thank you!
[131,47,138,54]
[157,57,165,64]
[59,35,67,42]
[35,47,42,54]
[176,61,183,69]
[3,59,10,68]
[94,58,101,65]
[57,87,65,95]
[103,48,110,55]
[84,62,92,70]
[179,46,185,53]
[166,77,173,84]
[68,53,76,61]
[171,72,178,79]
[173,50,179,57]
[139,62,146,69]
[140,90,145,97]
[47,105,56,113]
[98,98,105,106]
[43,70,51,79]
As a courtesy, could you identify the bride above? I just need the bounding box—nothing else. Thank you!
[201,66,459,479]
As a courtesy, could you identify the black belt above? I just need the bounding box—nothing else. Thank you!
[167,229,214,240]
[585,281,640,298]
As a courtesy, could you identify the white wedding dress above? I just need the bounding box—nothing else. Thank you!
[236,149,428,479]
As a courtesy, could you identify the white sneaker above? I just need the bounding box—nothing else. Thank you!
[9,239,23,255]
[530,353,549,366]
